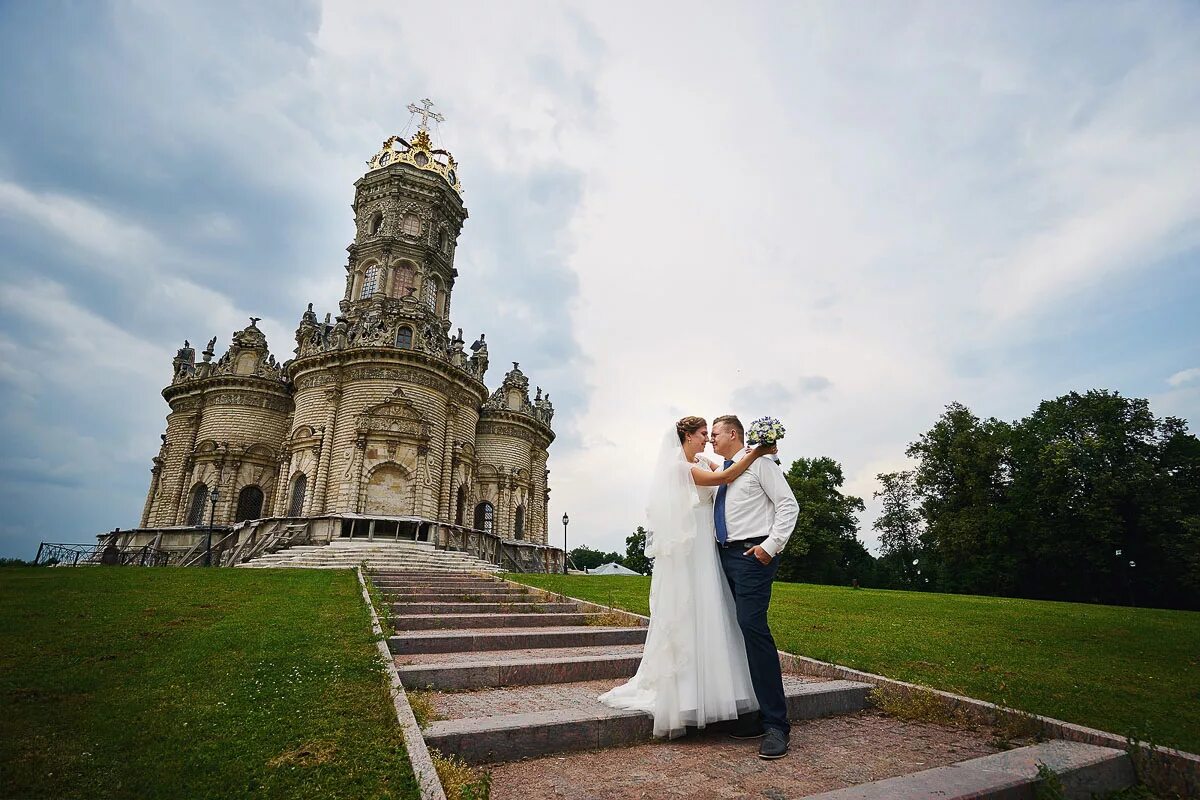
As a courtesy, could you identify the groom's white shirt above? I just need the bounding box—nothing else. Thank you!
[722,450,800,558]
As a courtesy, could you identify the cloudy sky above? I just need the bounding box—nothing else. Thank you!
[1,1,1198,560]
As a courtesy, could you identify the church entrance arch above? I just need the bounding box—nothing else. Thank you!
[364,464,409,516]
[235,485,264,522]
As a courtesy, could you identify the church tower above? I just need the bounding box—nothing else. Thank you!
[133,100,557,560]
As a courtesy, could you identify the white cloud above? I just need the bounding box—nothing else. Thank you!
[1168,368,1200,388]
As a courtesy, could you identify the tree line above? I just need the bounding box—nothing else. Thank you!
[616,390,1200,610]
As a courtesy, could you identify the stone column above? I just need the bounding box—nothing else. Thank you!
[384,260,395,297]
[311,387,342,514]
[344,434,367,512]
[218,457,240,525]
[271,448,291,516]
[438,403,457,521]
[140,457,163,528]
[302,443,320,515]
[164,404,204,525]
[530,446,547,544]
[173,456,196,525]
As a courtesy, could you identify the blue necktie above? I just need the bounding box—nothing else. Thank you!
[714,459,733,544]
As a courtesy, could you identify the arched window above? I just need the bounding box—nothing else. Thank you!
[395,325,413,349]
[400,213,421,236]
[438,229,447,251]
[235,485,264,522]
[368,211,383,236]
[394,262,416,298]
[360,265,380,298]
[455,486,467,526]
[186,483,209,526]
[422,277,436,309]
[287,474,307,517]
[514,504,525,540]
[473,501,494,535]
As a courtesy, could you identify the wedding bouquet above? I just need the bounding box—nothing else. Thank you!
[747,416,786,447]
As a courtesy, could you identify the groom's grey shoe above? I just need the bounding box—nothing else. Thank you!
[758,729,789,760]
[727,716,766,739]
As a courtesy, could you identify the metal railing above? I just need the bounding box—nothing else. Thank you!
[439,524,564,573]
[34,542,169,567]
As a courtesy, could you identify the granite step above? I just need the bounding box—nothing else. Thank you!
[803,739,1134,800]
[382,590,534,603]
[394,612,603,631]
[397,643,646,666]
[389,625,647,655]
[423,677,870,765]
[392,601,581,615]
[376,585,529,595]
[372,568,496,574]
[397,650,643,690]
[372,580,508,589]
[377,587,524,597]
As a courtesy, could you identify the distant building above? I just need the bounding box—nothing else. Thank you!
[588,562,642,576]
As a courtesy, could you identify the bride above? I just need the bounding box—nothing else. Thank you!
[598,415,776,738]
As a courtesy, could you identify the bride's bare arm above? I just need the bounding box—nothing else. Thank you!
[690,445,777,486]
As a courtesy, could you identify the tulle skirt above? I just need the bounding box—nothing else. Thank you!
[598,504,758,738]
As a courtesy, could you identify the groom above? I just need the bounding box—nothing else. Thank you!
[711,414,800,760]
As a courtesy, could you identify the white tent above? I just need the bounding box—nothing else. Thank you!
[587,562,642,576]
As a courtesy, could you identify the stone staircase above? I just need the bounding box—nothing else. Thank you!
[237,538,502,572]
[379,571,1141,799]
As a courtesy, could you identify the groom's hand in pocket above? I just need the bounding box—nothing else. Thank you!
[744,545,772,565]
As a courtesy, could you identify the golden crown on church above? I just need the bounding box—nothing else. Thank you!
[366,98,463,195]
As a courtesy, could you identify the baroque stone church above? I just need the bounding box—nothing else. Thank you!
[135,106,555,549]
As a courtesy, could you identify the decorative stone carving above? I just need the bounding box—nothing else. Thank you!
[173,319,286,386]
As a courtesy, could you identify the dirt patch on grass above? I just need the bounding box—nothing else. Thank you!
[268,740,338,768]
[585,610,639,627]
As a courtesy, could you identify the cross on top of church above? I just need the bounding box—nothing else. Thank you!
[407,98,444,132]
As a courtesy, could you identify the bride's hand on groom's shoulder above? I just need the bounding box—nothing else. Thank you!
[747,443,778,457]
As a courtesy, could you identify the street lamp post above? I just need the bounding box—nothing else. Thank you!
[205,488,220,567]
[562,512,570,574]
[1116,548,1136,606]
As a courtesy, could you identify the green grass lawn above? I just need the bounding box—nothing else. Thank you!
[507,574,1200,755]
[0,568,418,800]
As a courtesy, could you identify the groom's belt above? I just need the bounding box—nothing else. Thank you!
[719,535,768,550]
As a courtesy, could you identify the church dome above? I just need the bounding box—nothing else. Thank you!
[365,99,463,195]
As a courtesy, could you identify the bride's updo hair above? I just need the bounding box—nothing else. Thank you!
[676,416,706,444]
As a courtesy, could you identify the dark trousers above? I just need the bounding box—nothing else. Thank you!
[719,544,790,736]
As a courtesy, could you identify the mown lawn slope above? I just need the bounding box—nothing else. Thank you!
[0,568,417,800]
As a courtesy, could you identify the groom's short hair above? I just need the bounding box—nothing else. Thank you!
[713,414,744,440]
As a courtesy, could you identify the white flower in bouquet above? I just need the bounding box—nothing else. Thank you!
[747,416,786,448]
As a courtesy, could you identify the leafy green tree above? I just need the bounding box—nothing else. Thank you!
[624,526,653,575]
[777,457,871,586]
[906,403,1017,595]
[1008,391,1200,606]
[896,391,1200,609]
[873,470,922,588]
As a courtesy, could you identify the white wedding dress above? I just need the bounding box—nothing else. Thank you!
[597,429,759,738]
